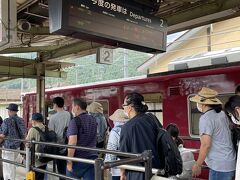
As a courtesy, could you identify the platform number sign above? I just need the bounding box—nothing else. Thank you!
[96,48,113,65]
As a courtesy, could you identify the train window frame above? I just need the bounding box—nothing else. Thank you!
[142,93,163,125]
[188,92,234,138]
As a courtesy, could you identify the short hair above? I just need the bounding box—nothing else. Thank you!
[73,98,87,110]
[53,97,64,108]
[166,123,179,138]
[235,85,240,94]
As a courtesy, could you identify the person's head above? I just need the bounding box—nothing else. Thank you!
[190,87,222,113]
[109,109,129,125]
[87,102,103,114]
[53,97,64,110]
[72,98,87,116]
[6,103,19,117]
[166,123,179,139]
[123,92,148,119]
[31,113,44,127]
[235,85,240,95]
[225,95,240,125]
[166,123,183,146]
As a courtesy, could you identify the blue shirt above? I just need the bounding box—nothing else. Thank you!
[1,115,26,149]
[67,112,97,158]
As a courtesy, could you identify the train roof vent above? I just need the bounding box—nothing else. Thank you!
[168,48,240,71]
[168,86,181,96]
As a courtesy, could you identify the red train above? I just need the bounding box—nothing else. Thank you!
[23,61,240,179]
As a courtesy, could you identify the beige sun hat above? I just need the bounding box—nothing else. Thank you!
[87,102,103,114]
[190,87,222,105]
[109,109,129,122]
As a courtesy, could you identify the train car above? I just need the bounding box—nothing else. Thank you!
[23,59,240,179]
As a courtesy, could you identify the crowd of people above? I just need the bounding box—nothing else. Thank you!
[0,86,239,180]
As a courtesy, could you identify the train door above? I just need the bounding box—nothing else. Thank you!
[143,93,163,125]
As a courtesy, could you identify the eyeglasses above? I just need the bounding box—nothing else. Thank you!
[122,104,129,108]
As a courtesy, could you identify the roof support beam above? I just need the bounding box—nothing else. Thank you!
[41,41,102,61]
[0,45,61,54]
[167,0,240,33]
[0,65,67,78]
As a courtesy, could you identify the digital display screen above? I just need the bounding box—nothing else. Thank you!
[49,0,167,53]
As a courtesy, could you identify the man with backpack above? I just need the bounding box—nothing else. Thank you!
[0,103,26,180]
[66,98,97,180]
[26,113,48,180]
[48,97,71,179]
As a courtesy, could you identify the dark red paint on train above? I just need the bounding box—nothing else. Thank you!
[23,63,240,179]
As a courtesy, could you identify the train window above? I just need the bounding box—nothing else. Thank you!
[188,93,233,137]
[143,93,163,125]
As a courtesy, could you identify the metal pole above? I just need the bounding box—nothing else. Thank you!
[95,158,104,180]
[235,140,240,180]
[123,49,128,78]
[26,144,31,172]
[143,150,152,180]
[104,156,144,169]
[33,140,140,158]
[31,141,36,168]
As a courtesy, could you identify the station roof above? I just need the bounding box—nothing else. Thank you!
[0,0,239,81]
[13,0,240,58]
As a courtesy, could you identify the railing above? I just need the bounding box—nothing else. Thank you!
[0,138,168,180]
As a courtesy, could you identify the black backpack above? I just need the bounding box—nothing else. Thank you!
[147,113,183,177]
[34,126,58,163]
[58,126,68,155]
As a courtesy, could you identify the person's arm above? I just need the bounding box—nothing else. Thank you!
[67,135,77,171]
[105,129,119,162]
[192,134,211,177]
[66,119,78,171]
[192,116,213,177]
[0,120,8,143]
[197,135,211,166]
[68,135,77,158]
[0,134,5,143]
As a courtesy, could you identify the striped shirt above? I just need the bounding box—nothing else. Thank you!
[67,112,97,158]
[105,122,124,176]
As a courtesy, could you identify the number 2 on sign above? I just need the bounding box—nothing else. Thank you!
[104,50,111,62]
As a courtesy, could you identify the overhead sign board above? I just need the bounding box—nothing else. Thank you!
[48,0,167,53]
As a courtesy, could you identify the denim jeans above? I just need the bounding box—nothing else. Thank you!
[66,156,96,180]
[112,176,120,180]
[209,169,235,180]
